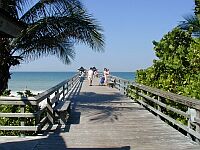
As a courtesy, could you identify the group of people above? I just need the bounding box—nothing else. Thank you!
[87,67,110,86]
[78,66,110,86]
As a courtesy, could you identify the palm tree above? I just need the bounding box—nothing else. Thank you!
[178,0,200,37]
[0,0,104,95]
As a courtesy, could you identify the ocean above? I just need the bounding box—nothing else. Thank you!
[8,72,135,94]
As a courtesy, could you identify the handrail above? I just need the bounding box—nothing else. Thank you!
[0,73,80,134]
[34,74,78,103]
[109,75,200,142]
[0,96,37,105]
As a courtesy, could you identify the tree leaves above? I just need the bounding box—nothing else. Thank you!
[136,28,200,99]
[10,0,104,64]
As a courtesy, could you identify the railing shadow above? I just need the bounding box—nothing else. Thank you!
[67,79,83,125]
[69,79,145,124]
[76,97,144,123]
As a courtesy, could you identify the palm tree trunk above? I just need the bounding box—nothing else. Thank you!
[0,64,10,95]
[0,38,11,95]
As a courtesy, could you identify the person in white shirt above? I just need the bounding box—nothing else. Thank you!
[87,67,94,86]
[103,68,110,85]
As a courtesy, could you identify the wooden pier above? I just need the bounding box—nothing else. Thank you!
[0,76,200,150]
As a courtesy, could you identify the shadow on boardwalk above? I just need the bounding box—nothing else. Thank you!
[69,80,145,124]
[0,79,131,149]
[71,97,143,124]
[0,133,130,150]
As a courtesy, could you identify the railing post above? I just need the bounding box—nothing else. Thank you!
[118,79,121,91]
[35,105,40,127]
[125,81,130,96]
[187,108,196,139]
[157,96,161,112]
[47,97,54,124]
[156,96,162,119]
[20,105,25,136]
[135,87,139,101]
[20,106,25,126]
[54,90,59,105]
[187,108,191,136]
[123,81,127,95]
[196,110,200,143]
[72,78,74,87]
[63,85,65,100]
[66,82,69,93]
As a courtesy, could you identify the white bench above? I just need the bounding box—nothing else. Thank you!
[54,100,71,125]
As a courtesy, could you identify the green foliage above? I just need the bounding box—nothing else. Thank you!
[134,28,200,125]
[1,89,11,96]
[0,90,36,136]
[136,28,200,99]
[17,90,36,97]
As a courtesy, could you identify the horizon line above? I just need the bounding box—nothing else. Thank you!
[11,71,135,73]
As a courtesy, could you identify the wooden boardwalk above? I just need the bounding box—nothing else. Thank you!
[1,78,200,150]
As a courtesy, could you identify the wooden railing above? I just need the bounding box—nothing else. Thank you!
[0,73,80,133]
[109,75,200,142]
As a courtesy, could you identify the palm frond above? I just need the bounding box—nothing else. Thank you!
[20,0,84,24]
[69,13,105,51]
[14,34,75,64]
[22,41,75,64]
[178,14,200,37]
[12,12,104,54]
[8,0,104,64]
[56,42,75,64]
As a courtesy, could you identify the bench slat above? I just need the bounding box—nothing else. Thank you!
[54,101,70,111]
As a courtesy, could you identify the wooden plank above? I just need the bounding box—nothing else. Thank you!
[0,96,37,105]
[136,98,200,140]
[41,124,67,131]
[112,75,200,110]
[51,90,62,104]
[132,82,200,110]
[46,97,54,124]
[36,117,48,131]
[138,92,189,118]
[0,112,36,118]
[0,126,37,131]
[54,101,70,111]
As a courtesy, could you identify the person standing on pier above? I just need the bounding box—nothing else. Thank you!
[78,67,85,82]
[104,68,110,85]
[88,67,94,86]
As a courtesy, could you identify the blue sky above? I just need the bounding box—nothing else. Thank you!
[13,0,195,72]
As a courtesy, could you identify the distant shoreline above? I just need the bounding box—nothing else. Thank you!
[8,72,135,92]
[11,71,134,73]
